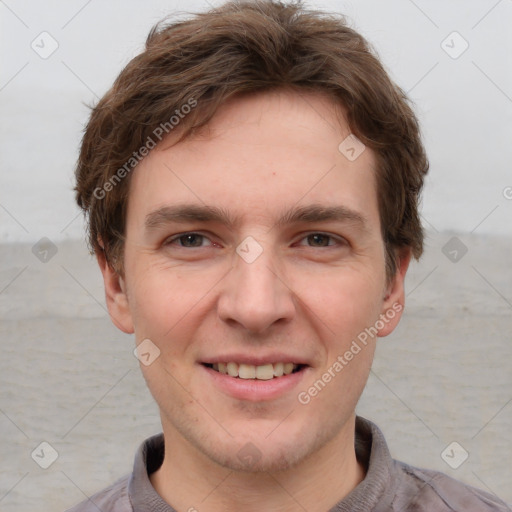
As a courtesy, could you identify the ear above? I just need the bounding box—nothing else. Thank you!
[96,248,134,334]
[377,247,411,337]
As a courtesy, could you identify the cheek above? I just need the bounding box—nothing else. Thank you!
[290,265,385,336]
[127,259,184,313]
[125,262,184,339]
[125,260,221,351]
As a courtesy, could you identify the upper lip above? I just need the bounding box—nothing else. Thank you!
[200,353,311,366]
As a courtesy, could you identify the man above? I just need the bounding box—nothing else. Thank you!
[68,0,510,510]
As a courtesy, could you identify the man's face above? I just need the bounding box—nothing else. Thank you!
[102,90,407,472]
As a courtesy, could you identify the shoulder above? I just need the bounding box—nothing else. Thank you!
[392,460,511,511]
[64,474,132,512]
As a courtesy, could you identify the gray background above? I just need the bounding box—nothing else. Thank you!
[0,0,511,510]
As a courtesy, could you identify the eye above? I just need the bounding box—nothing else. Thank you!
[296,233,346,248]
[165,232,212,248]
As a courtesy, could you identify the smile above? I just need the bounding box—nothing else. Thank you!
[203,362,304,380]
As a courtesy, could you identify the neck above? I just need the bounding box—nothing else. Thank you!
[150,416,366,512]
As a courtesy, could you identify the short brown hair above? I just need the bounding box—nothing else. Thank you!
[75,0,428,278]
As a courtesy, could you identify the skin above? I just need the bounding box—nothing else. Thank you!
[98,89,410,511]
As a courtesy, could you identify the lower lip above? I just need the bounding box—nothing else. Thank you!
[200,364,308,401]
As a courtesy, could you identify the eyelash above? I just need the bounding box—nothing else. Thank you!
[165,232,347,249]
[165,232,216,248]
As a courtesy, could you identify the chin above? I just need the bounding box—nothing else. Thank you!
[193,425,322,474]
[212,444,307,473]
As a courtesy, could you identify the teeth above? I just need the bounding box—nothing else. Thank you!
[209,362,300,380]
[239,364,256,379]
[273,362,284,377]
[227,362,239,377]
[255,364,274,380]
[283,362,294,375]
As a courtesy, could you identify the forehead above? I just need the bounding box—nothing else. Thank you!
[126,89,379,231]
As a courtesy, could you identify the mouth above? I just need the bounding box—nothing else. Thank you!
[200,355,311,401]
[202,362,306,380]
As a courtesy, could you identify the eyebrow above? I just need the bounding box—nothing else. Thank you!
[144,203,368,232]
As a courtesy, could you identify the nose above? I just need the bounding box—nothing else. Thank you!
[217,245,296,334]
